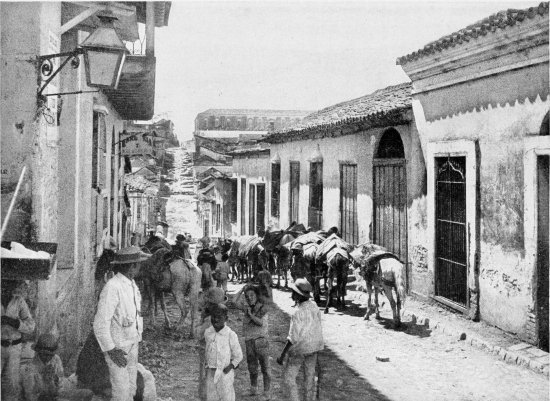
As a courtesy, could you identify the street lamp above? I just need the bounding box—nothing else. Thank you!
[37,13,127,97]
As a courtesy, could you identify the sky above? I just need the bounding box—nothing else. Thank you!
[153,0,542,142]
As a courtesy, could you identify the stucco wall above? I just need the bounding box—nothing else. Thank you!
[1,2,61,345]
[412,67,549,336]
[269,121,426,260]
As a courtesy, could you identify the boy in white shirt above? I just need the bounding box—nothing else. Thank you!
[204,304,243,401]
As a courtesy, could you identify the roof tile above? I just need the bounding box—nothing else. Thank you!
[397,2,549,65]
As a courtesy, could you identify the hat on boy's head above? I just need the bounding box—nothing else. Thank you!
[32,334,58,355]
[203,287,227,304]
[176,234,185,242]
[289,278,312,298]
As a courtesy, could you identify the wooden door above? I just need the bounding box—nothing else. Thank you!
[340,164,358,244]
[249,184,256,235]
[373,159,407,261]
[257,184,266,234]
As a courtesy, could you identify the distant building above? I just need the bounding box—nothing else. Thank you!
[192,109,311,237]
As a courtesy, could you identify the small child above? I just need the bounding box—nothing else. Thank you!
[22,333,94,401]
[256,264,273,305]
[236,284,271,400]
[214,253,231,292]
[204,304,243,401]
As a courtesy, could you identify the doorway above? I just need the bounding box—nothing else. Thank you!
[434,156,468,307]
[373,128,407,261]
[536,155,549,351]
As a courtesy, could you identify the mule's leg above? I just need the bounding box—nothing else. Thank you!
[374,286,381,319]
[160,291,171,329]
[364,283,372,320]
[324,276,333,314]
[382,284,399,329]
[173,287,188,328]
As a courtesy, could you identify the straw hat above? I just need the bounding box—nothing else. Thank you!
[110,246,151,265]
[289,278,312,298]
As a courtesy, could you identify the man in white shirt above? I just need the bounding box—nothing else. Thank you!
[277,278,324,401]
[93,246,149,401]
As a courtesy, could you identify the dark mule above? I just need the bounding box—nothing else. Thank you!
[324,252,350,314]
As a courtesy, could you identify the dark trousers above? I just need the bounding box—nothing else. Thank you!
[245,337,271,391]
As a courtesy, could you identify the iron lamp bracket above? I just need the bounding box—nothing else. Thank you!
[37,49,88,97]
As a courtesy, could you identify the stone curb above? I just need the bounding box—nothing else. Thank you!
[346,290,549,377]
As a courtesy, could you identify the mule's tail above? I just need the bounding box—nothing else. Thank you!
[394,259,407,307]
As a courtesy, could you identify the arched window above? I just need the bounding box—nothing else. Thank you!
[540,111,549,136]
[376,128,405,158]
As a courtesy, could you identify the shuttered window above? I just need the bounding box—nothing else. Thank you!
[271,163,280,218]
[289,162,300,224]
[340,163,358,244]
[308,162,323,230]
[230,179,238,223]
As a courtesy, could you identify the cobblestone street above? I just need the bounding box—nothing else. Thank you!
[141,282,549,401]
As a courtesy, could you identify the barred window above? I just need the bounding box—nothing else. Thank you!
[340,163,358,244]
[271,163,280,218]
[230,179,238,223]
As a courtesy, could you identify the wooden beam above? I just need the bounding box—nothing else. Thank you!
[60,6,101,34]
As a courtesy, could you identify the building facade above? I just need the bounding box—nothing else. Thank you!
[398,3,549,349]
[265,84,425,268]
[0,1,170,366]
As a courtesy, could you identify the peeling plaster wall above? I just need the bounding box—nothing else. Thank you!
[1,2,61,347]
[412,69,549,336]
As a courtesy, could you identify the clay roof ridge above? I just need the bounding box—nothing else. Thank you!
[397,2,549,65]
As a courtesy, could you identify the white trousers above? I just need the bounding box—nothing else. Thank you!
[205,368,235,401]
[1,343,22,401]
[104,342,139,401]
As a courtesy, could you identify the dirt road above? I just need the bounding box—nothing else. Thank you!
[141,282,549,401]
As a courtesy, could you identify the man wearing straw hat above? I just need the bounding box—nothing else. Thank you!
[93,246,149,401]
[277,278,324,401]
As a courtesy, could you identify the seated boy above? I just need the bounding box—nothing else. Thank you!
[21,333,93,401]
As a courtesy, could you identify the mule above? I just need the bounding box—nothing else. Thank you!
[140,248,202,337]
[360,256,406,329]
[324,252,350,314]
[261,225,306,288]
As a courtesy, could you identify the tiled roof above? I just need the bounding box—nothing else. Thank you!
[397,2,549,65]
[125,174,158,195]
[265,83,412,143]
[228,142,270,156]
[197,109,312,118]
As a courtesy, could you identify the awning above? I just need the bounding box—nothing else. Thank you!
[1,242,57,281]
[103,56,156,120]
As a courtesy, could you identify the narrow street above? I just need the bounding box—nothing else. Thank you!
[140,282,549,401]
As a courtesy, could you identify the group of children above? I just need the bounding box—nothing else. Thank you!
[197,271,324,401]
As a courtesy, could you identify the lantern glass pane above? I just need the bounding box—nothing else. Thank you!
[87,50,120,87]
